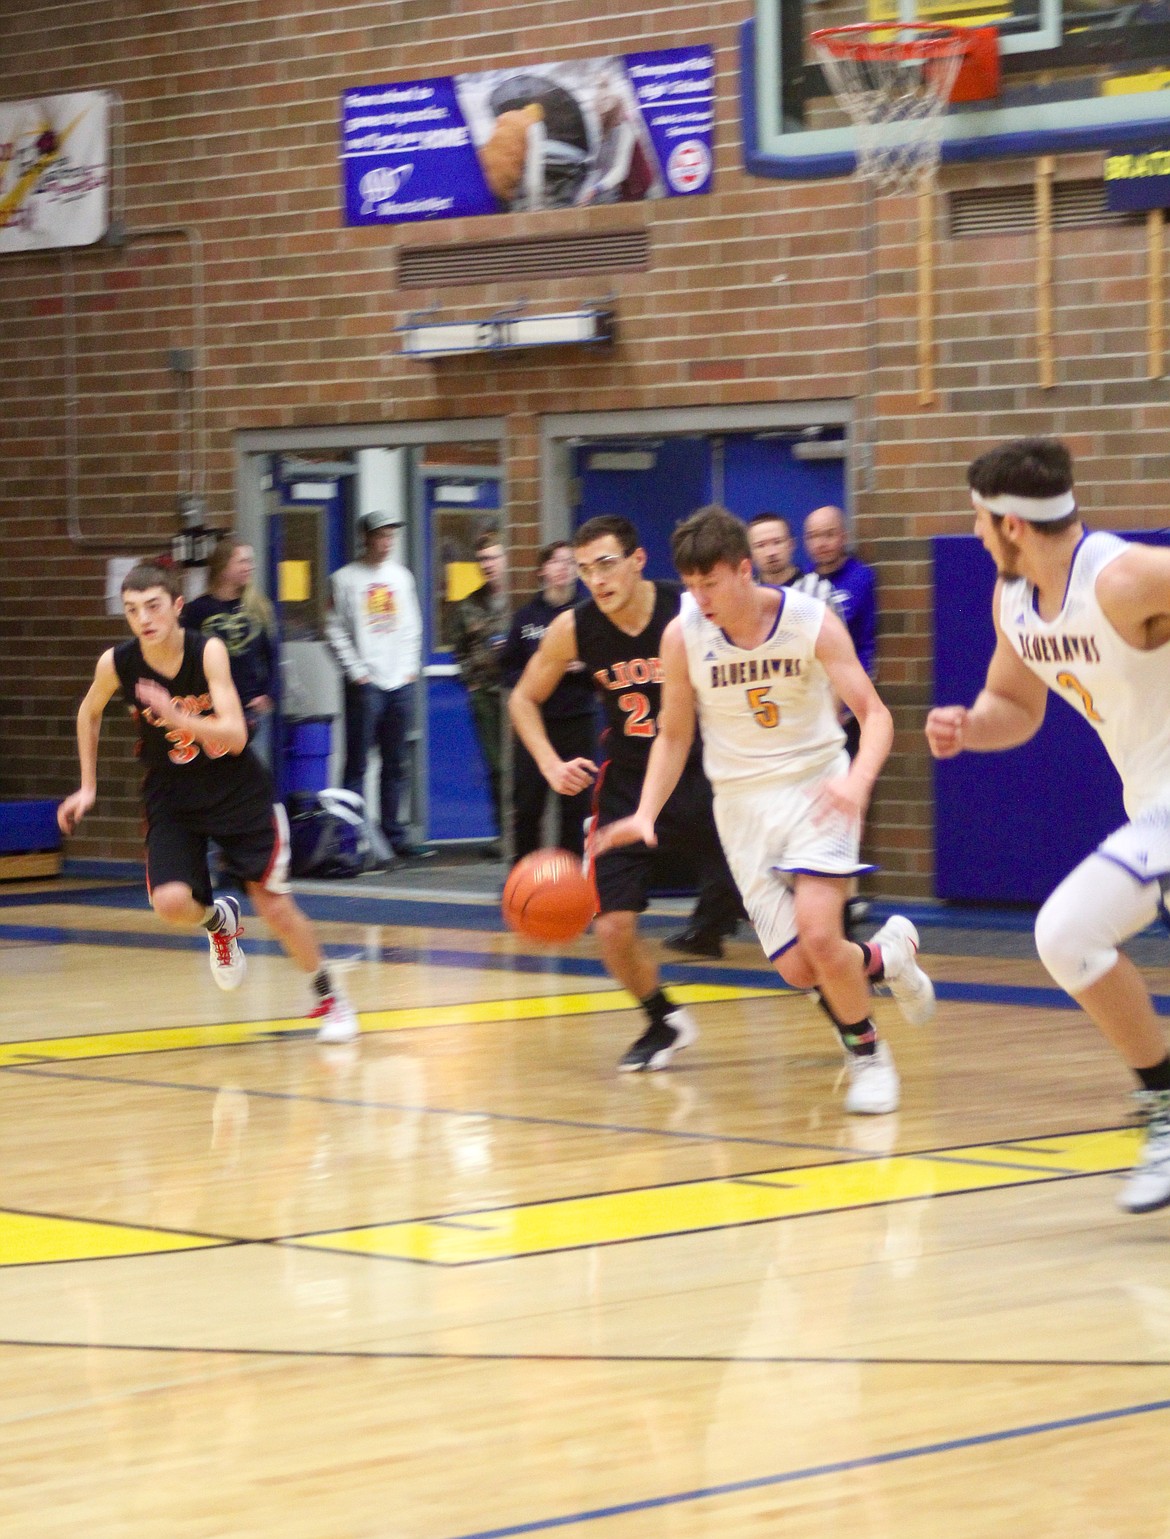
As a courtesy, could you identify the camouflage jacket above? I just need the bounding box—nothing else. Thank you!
[451,584,509,694]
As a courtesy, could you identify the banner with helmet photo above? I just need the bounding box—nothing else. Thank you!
[340,46,714,226]
[0,91,110,253]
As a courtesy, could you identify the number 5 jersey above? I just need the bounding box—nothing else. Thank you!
[679,585,844,791]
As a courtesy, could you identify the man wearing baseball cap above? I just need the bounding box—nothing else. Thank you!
[927,436,1170,1215]
[325,511,427,860]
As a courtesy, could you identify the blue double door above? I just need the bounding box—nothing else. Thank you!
[571,433,845,580]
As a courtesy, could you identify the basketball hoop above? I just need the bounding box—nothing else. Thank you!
[810,22,971,192]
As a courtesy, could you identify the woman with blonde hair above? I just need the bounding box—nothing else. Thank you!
[183,537,278,763]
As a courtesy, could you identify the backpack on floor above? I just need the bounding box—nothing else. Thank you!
[288,788,370,879]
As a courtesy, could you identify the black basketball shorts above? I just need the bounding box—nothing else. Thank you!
[145,802,291,909]
[591,759,722,916]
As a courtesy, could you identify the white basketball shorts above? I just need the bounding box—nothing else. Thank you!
[713,752,875,961]
[1098,797,1170,887]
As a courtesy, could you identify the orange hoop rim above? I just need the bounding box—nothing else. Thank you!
[810,21,972,62]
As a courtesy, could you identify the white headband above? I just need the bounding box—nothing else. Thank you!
[971,490,1077,523]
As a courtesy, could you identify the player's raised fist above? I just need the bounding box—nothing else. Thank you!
[925,705,967,759]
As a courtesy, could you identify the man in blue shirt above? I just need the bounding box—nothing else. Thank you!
[799,505,878,936]
[799,505,878,756]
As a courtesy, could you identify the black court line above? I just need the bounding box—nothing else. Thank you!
[1,1062,888,1160]
[275,1170,1122,1270]
[1,1336,1169,1369]
[4,1064,1129,1194]
[267,1126,1121,1237]
[0,1202,249,1270]
[0,1200,242,1249]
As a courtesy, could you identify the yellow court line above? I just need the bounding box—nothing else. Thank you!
[289,1129,1141,1265]
[0,1210,227,1268]
[0,983,775,1069]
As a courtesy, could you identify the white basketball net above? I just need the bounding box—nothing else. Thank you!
[812,28,965,194]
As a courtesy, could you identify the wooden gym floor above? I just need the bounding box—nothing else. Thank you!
[2,873,1170,1537]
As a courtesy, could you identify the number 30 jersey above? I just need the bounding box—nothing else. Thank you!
[113,630,272,820]
[999,530,1170,818]
[680,585,844,790]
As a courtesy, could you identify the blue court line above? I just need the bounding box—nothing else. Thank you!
[0,921,762,988]
[0,877,1043,934]
[24,869,1170,943]
[0,883,138,912]
[3,916,1169,1013]
[442,1396,1170,1539]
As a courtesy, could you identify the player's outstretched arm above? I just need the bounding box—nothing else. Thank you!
[597,620,695,855]
[815,608,892,822]
[925,582,1047,759]
[508,610,598,795]
[59,648,120,834]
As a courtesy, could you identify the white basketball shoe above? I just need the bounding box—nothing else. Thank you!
[311,990,360,1044]
[207,896,246,992]
[843,1040,901,1115]
[1118,1090,1170,1214]
[870,915,936,1026]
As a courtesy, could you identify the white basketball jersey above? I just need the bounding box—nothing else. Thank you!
[999,530,1170,816]
[680,586,845,788]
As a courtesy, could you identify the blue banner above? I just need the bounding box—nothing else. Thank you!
[1104,149,1170,213]
[341,47,714,226]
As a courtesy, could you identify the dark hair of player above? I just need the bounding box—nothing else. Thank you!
[573,515,639,556]
[968,438,1078,536]
[121,561,183,599]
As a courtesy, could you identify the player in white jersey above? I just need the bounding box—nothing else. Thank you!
[597,505,935,1115]
[927,436,1170,1213]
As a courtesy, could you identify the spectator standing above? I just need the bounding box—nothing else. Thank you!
[747,514,805,589]
[796,504,879,933]
[451,533,510,840]
[796,505,879,754]
[501,541,595,860]
[325,511,425,861]
[182,538,277,764]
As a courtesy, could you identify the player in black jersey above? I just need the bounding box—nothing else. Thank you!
[57,561,358,1043]
[509,516,741,1071]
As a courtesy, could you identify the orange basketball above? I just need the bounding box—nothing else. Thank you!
[501,848,598,944]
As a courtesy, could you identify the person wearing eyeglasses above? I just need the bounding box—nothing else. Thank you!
[508,514,742,1073]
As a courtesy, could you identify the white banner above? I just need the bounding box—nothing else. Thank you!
[0,91,110,252]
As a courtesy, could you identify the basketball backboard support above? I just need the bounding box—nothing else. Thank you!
[746,0,1170,179]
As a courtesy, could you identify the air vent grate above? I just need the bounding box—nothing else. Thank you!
[398,230,650,288]
[949,180,1133,237]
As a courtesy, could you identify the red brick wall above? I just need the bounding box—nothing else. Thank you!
[2,3,1166,891]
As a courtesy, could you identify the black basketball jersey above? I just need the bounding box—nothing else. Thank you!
[112,630,271,817]
[574,580,700,778]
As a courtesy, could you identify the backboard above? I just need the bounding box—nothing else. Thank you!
[746,0,1170,179]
